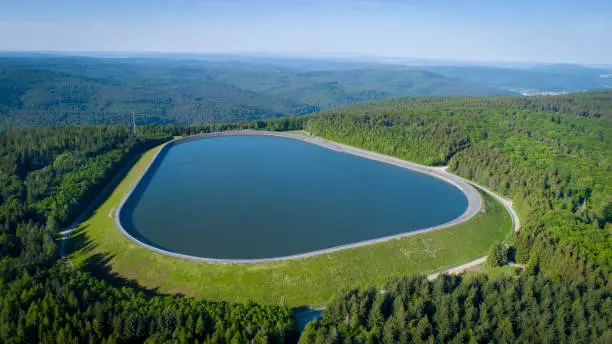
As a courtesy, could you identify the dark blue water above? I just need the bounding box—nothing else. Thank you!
[121,136,468,259]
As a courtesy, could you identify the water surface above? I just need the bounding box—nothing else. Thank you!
[121,136,468,259]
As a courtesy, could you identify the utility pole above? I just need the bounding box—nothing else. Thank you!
[132,112,136,134]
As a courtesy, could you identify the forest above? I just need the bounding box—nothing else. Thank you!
[0,56,513,130]
[2,56,610,132]
[300,274,610,343]
[301,90,612,342]
[1,89,611,343]
[0,120,301,343]
[305,90,612,266]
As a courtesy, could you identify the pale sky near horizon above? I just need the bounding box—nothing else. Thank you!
[0,0,611,64]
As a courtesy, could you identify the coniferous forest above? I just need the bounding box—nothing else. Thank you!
[0,122,301,343]
[1,90,611,343]
[301,90,612,342]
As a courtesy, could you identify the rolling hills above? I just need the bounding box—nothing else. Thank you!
[0,56,513,129]
[421,63,612,94]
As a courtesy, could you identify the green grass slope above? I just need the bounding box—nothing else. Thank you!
[67,142,511,307]
[305,90,612,270]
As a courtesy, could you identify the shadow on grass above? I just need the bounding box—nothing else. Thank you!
[60,149,189,299]
[85,252,168,297]
[66,225,94,255]
[68,224,175,298]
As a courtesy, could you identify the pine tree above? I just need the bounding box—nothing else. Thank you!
[524,254,539,275]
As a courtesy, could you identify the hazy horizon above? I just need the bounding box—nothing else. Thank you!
[2,49,608,68]
[1,0,611,65]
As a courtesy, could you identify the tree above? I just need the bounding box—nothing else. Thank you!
[524,254,539,275]
[487,243,508,267]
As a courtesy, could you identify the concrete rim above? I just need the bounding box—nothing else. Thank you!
[114,130,483,264]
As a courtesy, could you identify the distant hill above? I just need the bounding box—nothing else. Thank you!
[209,67,513,109]
[0,56,512,129]
[420,64,612,94]
[0,62,315,129]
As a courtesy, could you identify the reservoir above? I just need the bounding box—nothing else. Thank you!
[120,135,469,260]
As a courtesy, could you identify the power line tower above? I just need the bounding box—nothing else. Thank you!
[132,112,136,134]
[130,112,150,135]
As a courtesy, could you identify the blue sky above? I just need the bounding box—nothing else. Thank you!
[0,0,610,64]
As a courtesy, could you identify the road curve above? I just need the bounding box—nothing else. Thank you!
[427,179,520,280]
[298,182,519,323]
[113,130,484,264]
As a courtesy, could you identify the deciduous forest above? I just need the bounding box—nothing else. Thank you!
[0,56,513,130]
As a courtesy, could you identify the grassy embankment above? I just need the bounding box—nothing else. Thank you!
[67,143,511,307]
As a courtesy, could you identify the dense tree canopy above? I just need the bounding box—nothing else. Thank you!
[1,265,296,344]
[300,90,612,343]
[300,274,611,344]
[0,56,513,130]
[1,89,611,343]
[305,90,612,269]
[0,120,301,344]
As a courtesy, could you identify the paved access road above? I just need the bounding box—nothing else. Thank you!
[426,180,520,280]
